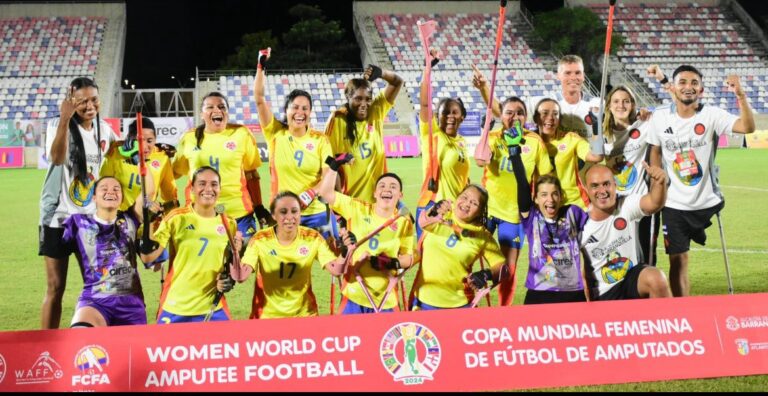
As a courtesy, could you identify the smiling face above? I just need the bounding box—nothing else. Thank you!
[534,182,562,220]
[672,71,703,106]
[272,195,301,233]
[348,87,373,122]
[201,96,229,133]
[373,176,403,210]
[141,128,156,157]
[286,95,312,131]
[438,101,464,136]
[73,86,100,123]
[94,177,122,211]
[608,89,634,125]
[557,61,585,94]
[535,100,561,138]
[454,186,483,223]
[586,165,617,212]
[191,169,220,207]
[501,100,527,130]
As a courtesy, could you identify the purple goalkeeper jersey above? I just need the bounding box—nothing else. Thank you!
[522,205,587,292]
[62,212,141,298]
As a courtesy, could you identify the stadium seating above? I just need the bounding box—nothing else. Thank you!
[0,16,106,119]
[219,73,398,127]
[588,3,768,113]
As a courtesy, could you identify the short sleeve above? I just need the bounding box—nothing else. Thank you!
[241,127,262,170]
[241,239,261,271]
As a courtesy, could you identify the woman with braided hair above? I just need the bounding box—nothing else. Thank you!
[39,76,117,329]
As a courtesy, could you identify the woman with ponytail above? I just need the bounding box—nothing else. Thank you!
[324,65,403,203]
[39,76,117,329]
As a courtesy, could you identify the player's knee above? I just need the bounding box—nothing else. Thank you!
[642,267,671,297]
[45,277,66,297]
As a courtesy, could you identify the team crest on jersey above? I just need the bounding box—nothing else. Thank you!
[225,141,237,151]
[522,145,531,154]
[216,225,227,235]
[305,143,315,151]
[151,160,161,169]
[613,217,627,231]
[389,222,398,231]
[298,246,309,256]
[380,322,441,385]
[694,123,706,135]
[558,143,567,152]
[629,128,641,139]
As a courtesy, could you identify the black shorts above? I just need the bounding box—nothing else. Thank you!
[524,289,587,304]
[38,225,70,259]
[596,264,647,301]
[662,202,724,255]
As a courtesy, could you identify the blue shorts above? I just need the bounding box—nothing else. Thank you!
[340,298,394,315]
[415,201,436,240]
[76,294,147,326]
[486,216,525,249]
[301,211,339,240]
[157,309,229,324]
[410,297,470,311]
[236,213,258,243]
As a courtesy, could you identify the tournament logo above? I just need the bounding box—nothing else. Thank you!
[694,123,706,136]
[601,252,633,284]
[380,322,441,385]
[14,351,63,385]
[629,128,641,139]
[608,155,637,192]
[736,339,749,356]
[613,217,627,231]
[0,353,6,384]
[72,345,111,386]
[69,172,96,207]
[726,316,740,331]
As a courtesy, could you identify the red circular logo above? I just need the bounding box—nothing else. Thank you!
[584,115,593,125]
[151,160,161,169]
[694,123,706,135]
[225,141,237,151]
[614,217,627,231]
[522,146,531,154]
[558,144,567,152]
[629,129,641,139]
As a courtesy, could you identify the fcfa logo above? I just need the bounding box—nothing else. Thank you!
[735,339,749,356]
[380,322,441,385]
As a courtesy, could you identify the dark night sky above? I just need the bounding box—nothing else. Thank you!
[120,0,767,88]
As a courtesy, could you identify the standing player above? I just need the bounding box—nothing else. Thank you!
[39,76,116,329]
[64,176,154,327]
[532,98,603,210]
[173,92,267,245]
[324,64,404,202]
[140,167,240,323]
[416,48,470,237]
[411,184,507,310]
[580,164,672,300]
[316,155,415,314]
[254,49,337,239]
[648,65,755,296]
[233,192,347,319]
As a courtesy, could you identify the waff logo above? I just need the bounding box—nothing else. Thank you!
[72,345,111,387]
[380,322,441,385]
[14,351,63,385]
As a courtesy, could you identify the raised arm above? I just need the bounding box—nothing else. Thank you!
[50,86,78,165]
[254,48,273,129]
[726,75,755,134]
[472,64,501,118]
[364,64,404,104]
[639,161,667,215]
[419,48,441,123]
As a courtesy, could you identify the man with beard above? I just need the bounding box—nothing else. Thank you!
[580,164,671,301]
[324,64,404,203]
[648,65,755,297]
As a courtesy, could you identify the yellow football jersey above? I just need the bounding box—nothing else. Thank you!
[173,124,262,219]
[546,132,591,209]
[100,143,177,212]
[332,193,414,309]
[262,117,332,216]
[419,118,469,203]
[482,130,553,223]
[412,217,505,308]
[241,226,337,319]
[325,92,392,203]
[154,207,237,316]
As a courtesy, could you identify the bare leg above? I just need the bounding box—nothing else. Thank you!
[71,306,107,327]
[637,266,672,298]
[497,246,519,306]
[668,253,689,297]
[42,256,68,329]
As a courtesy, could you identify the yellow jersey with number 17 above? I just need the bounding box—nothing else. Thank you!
[241,226,337,319]
[100,144,177,211]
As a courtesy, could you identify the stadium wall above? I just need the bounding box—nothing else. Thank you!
[567,0,720,7]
